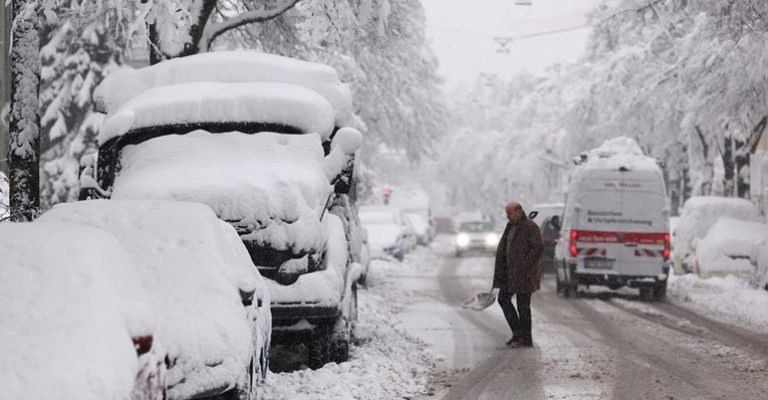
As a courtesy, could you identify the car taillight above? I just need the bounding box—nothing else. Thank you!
[569,230,579,257]
[133,336,153,356]
[662,233,671,261]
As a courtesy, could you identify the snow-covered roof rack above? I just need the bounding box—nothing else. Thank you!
[98,82,335,145]
[93,51,355,127]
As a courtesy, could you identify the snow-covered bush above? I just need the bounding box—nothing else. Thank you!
[695,217,768,278]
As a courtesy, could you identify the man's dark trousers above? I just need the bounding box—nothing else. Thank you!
[497,285,532,340]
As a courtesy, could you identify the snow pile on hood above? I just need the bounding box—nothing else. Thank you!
[93,51,354,127]
[669,273,768,332]
[675,196,760,259]
[0,222,150,400]
[99,82,335,145]
[39,200,258,400]
[112,131,333,256]
[695,217,768,277]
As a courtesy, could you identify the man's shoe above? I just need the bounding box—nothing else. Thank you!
[508,338,533,348]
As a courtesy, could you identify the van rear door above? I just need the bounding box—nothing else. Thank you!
[616,174,667,276]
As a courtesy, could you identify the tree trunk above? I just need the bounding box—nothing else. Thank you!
[8,0,40,221]
[722,134,735,197]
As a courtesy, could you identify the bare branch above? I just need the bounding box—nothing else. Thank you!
[199,0,301,52]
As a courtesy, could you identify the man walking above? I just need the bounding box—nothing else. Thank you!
[493,202,544,348]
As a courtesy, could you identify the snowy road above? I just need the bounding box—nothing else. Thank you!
[400,238,768,400]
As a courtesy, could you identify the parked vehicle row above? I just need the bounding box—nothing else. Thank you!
[1,51,369,400]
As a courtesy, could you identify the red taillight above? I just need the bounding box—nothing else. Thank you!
[133,336,153,356]
[569,230,579,257]
[662,233,671,261]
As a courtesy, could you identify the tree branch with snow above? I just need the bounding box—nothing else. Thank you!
[199,0,301,52]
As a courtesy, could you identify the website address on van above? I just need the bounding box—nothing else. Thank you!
[586,210,652,227]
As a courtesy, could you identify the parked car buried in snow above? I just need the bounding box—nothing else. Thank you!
[359,205,416,261]
[672,196,761,274]
[0,223,165,400]
[39,200,271,400]
[80,51,363,369]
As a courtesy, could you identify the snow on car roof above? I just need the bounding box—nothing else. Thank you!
[98,81,336,145]
[110,131,333,255]
[0,222,148,400]
[576,136,661,174]
[93,51,354,127]
[39,200,257,400]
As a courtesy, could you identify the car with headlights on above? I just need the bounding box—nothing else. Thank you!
[455,220,499,257]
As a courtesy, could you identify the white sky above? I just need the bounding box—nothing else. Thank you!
[421,0,603,87]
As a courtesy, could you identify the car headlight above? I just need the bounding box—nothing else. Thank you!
[485,233,499,246]
[456,233,470,247]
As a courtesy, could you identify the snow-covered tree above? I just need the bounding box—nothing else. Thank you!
[8,0,41,221]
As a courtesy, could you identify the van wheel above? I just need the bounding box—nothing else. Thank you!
[639,286,653,302]
[652,283,667,302]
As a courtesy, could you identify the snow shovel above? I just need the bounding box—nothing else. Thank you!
[461,287,499,311]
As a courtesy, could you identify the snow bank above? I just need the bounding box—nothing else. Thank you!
[751,238,768,290]
[669,273,768,332]
[112,131,333,256]
[695,217,768,277]
[99,82,336,145]
[39,200,258,400]
[675,196,761,260]
[264,253,434,400]
[0,223,149,400]
[93,51,354,127]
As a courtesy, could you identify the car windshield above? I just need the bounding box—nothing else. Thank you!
[458,221,493,233]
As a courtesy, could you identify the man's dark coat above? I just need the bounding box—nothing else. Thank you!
[493,217,544,293]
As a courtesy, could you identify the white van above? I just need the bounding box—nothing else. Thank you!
[554,138,670,301]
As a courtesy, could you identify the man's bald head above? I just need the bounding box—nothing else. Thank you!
[506,202,524,222]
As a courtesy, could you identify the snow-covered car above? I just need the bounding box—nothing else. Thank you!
[81,51,362,368]
[531,202,564,228]
[360,205,415,261]
[455,220,499,257]
[693,217,768,278]
[0,222,165,400]
[672,196,761,274]
[403,212,432,245]
[39,200,270,400]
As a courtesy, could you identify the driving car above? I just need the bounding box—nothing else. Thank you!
[0,222,165,400]
[39,200,271,400]
[455,220,499,257]
[80,51,362,369]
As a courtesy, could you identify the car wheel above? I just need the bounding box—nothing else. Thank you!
[307,324,331,369]
[330,284,357,363]
[228,357,254,400]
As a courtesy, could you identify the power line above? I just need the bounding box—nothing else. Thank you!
[426,24,590,42]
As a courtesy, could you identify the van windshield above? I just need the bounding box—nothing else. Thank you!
[576,190,665,232]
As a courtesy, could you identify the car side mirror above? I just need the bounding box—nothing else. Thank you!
[239,288,255,307]
[528,211,538,220]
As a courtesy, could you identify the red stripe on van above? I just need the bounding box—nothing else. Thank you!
[573,230,666,245]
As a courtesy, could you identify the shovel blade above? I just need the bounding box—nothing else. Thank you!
[461,292,497,311]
